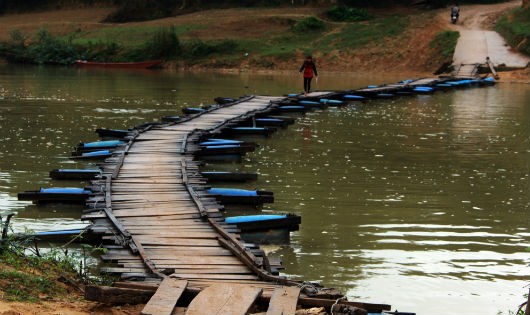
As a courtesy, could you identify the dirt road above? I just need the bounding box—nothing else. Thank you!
[449,0,529,67]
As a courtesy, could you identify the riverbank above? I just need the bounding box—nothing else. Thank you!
[0,2,527,81]
[0,5,461,74]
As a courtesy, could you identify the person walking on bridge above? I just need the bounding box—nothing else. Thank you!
[299,56,318,96]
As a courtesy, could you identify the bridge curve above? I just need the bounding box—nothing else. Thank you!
[83,94,389,314]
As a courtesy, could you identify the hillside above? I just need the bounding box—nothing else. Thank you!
[0,5,457,74]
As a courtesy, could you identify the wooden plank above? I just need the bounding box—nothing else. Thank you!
[170,274,258,280]
[121,264,252,273]
[102,255,243,265]
[141,279,187,315]
[113,212,201,219]
[123,231,218,238]
[133,237,219,247]
[185,283,262,315]
[266,286,301,315]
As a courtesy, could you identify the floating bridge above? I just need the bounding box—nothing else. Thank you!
[18,75,496,314]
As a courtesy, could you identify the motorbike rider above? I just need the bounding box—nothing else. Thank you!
[451,3,460,21]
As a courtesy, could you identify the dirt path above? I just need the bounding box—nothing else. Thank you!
[447,0,530,67]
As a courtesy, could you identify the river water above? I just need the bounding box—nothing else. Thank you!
[0,65,528,314]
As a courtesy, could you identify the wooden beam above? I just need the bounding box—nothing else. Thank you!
[185,283,262,315]
[266,286,301,315]
[141,279,187,315]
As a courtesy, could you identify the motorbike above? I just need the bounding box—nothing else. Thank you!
[451,12,458,24]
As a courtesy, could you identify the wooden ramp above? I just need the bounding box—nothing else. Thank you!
[454,63,480,78]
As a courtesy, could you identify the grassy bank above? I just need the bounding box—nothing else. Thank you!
[0,5,463,73]
[495,6,530,57]
[0,11,412,68]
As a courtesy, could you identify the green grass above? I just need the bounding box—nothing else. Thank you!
[495,7,530,56]
[316,15,409,52]
[73,24,202,48]
[429,30,459,60]
[201,15,409,62]
[0,270,59,302]
[291,16,326,33]
[326,6,373,22]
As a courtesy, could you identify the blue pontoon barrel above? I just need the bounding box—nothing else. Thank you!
[81,140,125,148]
[82,150,111,157]
[298,100,320,105]
[207,188,258,196]
[343,95,365,101]
[40,187,91,194]
[255,118,283,122]
[55,169,100,174]
[319,99,344,106]
[225,214,287,224]
[200,139,242,146]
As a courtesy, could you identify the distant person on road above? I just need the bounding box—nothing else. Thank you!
[299,56,318,96]
[451,3,460,19]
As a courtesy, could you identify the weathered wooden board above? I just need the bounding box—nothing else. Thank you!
[123,231,218,238]
[106,247,232,257]
[266,286,301,315]
[121,264,252,274]
[134,237,219,247]
[185,283,262,315]
[141,278,187,315]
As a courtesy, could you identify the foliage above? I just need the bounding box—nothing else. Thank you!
[0,25,183,64]
[0,223,113,302]
[326,6,373,22]
[0,268,58,302]
[123,26,181,60]
[30,29,81,65]
[429,30,459,60]
[495,7,530,56]
[0,0,112,14]
[291,16,326,33]
[105,0,179,23]
[0,239,72,301]
[181,39,237,60]
[0,28,83,64]
[144,26,181,59]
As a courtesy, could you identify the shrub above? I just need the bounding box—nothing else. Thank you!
[495,7,530,56]
[143,26,181,59]
[429,30,459,60]
[82,40,121,62]
[327,6,373,22]
[0,28,82,65]
[182,39,237,59]
[105,0,178,22]
[292,16,326,33]
[28,29,80,65]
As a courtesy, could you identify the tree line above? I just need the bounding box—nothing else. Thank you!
[0,0,510,20]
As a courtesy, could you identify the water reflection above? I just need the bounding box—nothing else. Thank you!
[0,65,528,314]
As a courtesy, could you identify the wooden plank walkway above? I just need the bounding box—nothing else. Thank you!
[86,96,284,285]
[84,96,330,314]
[82,75,494,312]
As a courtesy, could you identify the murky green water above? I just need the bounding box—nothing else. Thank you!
[0,65,528,314]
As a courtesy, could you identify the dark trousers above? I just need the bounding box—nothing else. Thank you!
[303,77,312,93]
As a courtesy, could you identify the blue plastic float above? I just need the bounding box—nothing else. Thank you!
[207,188,258,196]
[342,95,365,101]
[81,150,111,157]
[319,99,344,106]
[82,140,124,148]
[225,214,287,224]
